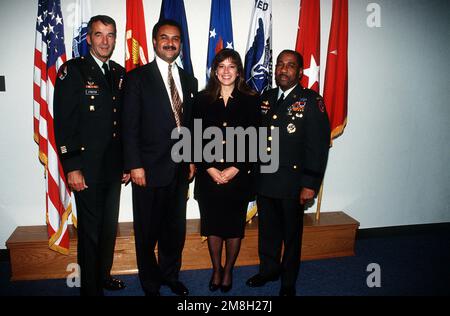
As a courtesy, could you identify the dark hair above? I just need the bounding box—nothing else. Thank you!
[277,49,304,69]
[87,15,117,36]
[152,19,183,41]
[204,49,257,101]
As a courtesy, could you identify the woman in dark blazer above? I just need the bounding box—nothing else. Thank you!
[193,49,259,292]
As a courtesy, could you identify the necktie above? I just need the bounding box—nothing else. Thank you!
[168,64,183,128]
[275,93,285,108]
[102,62,112,88]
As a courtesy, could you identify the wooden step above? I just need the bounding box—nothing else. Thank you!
[6,211,359,281]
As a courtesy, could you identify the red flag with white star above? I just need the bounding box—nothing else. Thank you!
[323,0,348,140]
[295,0,320,92]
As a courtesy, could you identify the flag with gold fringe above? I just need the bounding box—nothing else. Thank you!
[323,0,348,140]
[125,0,149,72]
[34,0,76,255]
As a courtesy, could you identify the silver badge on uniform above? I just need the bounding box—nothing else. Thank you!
[287,123,296,134]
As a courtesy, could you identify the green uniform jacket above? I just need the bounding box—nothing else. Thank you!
[53,53,125,184]
[257,85,330,199]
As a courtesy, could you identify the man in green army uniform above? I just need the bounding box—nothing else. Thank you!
[247,50,330,296]
[53,15,129,296]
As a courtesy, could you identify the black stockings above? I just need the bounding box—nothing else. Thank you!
[207,236,241,286]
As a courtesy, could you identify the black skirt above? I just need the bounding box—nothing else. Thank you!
[194,171,252,238]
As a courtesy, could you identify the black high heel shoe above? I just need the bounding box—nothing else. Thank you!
[209,270,222,292]
[220,282,232,293]
[209,278,220,292]
[220,271,233,293]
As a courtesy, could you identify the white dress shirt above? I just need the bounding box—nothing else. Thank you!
[277,84,297,101]
[155,55,184,104]
[90,52,110,75]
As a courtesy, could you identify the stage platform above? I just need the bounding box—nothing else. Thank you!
[6,211,359,281]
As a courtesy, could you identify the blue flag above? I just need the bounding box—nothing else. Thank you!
[159,0,194,75]
[244,0,273,94]
[72,0,91,58]
[206,0,234,81]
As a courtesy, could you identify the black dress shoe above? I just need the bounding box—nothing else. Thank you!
[166,280,189,296]
[144,289,161,296]
[246,274,278,288]
[103,276,126,291]
[279,286,296,296]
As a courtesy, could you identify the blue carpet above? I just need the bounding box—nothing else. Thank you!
[1,229,449,296]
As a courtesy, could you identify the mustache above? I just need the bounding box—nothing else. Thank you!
[162,45,177,51]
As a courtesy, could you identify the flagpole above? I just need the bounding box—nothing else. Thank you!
[315,182,324,221]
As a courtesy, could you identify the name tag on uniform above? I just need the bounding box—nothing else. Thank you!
[85,86,99,96]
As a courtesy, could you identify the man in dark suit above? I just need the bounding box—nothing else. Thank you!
[246,50,330,296]
[54,15,130,296]
[122,19,198,296]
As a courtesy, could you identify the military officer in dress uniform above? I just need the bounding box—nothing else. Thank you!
[246,50,330,296]
[54,15,130,296]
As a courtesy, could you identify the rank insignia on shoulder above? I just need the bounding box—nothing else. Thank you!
[60,146,67,154]
[58,65,67,80]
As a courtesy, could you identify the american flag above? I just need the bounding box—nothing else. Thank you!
[33,0,75,255]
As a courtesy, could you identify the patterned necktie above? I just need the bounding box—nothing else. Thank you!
[168,64,182,128]
[102,62,112,88]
